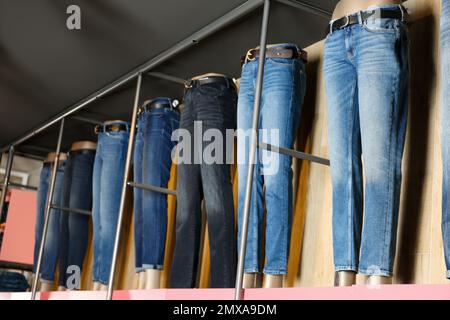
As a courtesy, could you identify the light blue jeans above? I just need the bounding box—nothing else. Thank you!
[33,161,65,282]
[92,122,129,285]
[441,0,450,279]
[324,6,409,276]
[237,43,307,275]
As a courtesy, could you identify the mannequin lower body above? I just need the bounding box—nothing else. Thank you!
[137,270,161,289]
[324,6,409,285]
[336,271,392,286]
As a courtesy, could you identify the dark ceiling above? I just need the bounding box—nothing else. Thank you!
[0,0,338,158]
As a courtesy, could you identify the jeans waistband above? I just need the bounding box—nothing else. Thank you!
[68,149,96,157]
[328,4,407,35]
[140,98,179,114]
[95,121,131,134]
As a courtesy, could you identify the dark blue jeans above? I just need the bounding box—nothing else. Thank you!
[58,149,96,287]
[33,161,66,283]
[133,99,179,272]
[92,122,129,285]
[170,80,237,288]
[441,0,450,279]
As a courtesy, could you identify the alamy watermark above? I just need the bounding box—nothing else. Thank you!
[66,5,81,30]
[171,121,282,176]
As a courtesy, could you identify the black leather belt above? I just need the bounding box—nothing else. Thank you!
[184,76,236,91]
[243,46,308,65]
[139,99,179,114]
[94,123,130,134]
[69,149,96,157]
[327,6,407,35]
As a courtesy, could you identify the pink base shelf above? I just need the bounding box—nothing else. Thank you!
[1,284,450,300]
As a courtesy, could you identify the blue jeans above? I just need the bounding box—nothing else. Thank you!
[133,100,179,272]
[237,43,307,275]
[92,123,129,285]
[324,6,409,276]
[33,161,66,282]
[58,149,96,287]
[441,0,450,279]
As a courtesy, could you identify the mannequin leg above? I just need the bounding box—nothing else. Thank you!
[144,269,161,289]
[263,275,283,288]
[243,273,257,288]
[137,272,146,289]
[336,271,356,287]
[39,282,53,292]
[368,275,392,286]
[93,281,105,291]
[57,286,66,291]
[243,273,263,288]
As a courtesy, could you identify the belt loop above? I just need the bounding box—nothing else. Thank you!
[357,11,362,25]
[399,5,406,22]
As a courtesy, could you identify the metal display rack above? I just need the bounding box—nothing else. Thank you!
[0,0,331,301]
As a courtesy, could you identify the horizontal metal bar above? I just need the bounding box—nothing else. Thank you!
[13,151,46,162]
[147,72,187,85]
[50,205,92,216]
[259,142,330,166]
[2,183,38,191]
[1,0,264,153]
[127,181,177,196]
[0,260,33,272]
[276,0,332,19]
[71,115,103,126]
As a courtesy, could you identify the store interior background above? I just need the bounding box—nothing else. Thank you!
[1,0,449,290]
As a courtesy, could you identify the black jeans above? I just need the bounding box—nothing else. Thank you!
[170,79,237,288]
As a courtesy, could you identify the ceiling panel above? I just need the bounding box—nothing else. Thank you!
[0,0,339,156]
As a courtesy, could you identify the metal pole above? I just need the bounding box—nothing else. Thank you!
[31,119,65,300]
[127,181,177,196]
[106,74,142,300]
[235,0,271,301]
[276,0,332,19]
[0,146,15,218]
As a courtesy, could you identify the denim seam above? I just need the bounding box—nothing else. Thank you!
[380,64,399,274]
[358,267,392,277]
[346,73,357,268]
[334,265,358,272]
[279,60,296,271]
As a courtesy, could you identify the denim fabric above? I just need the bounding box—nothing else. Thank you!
[0,271,30,292]
[324,5,409,276]
[237,43,307,275]
[441,0,450,279]
[133,99,180,272]
[170,80,237,288]
[33,161,66,282]
[92,122,129,285]
[58,150,95,287]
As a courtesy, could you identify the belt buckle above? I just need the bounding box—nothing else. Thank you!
[245,49,256,63]
[342,15,350,28]
[184,79,193,90]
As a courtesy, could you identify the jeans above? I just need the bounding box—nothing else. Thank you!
[133,99,180,272]
[92,123,129,285]
[237,43,307,275]
[58,149,95,287]
[33,161,66,282]
[324,6,409,276]
[170,79,237,288]
[441,0,450,279]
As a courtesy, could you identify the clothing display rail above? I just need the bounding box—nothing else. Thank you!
[50,205,92,217]
[0,0,334,301]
